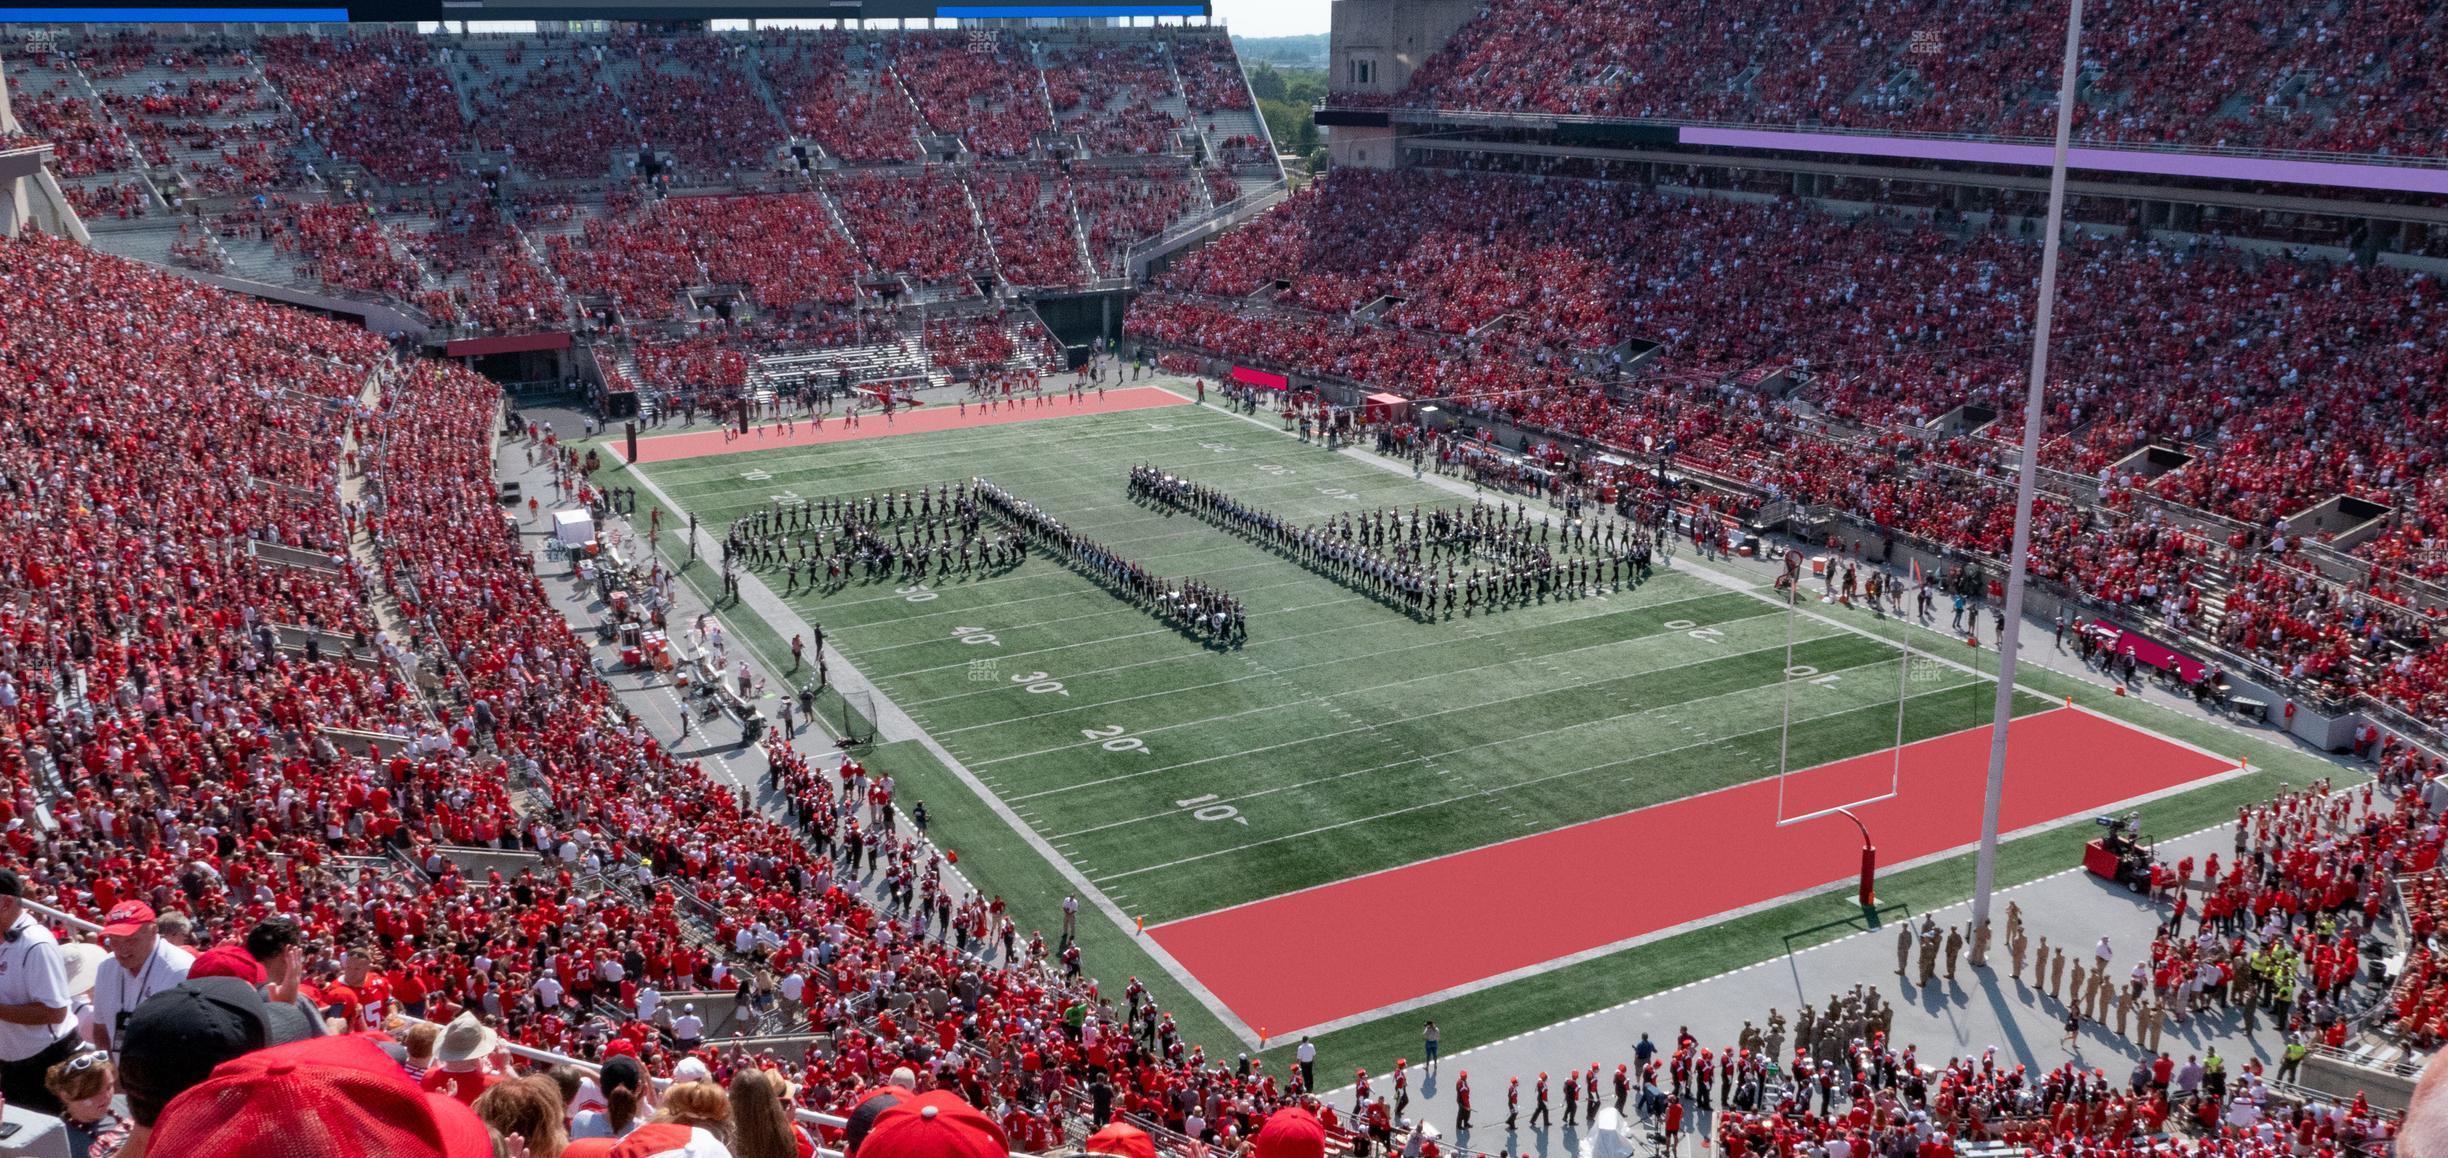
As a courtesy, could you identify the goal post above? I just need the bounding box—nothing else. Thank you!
[1769,565,1923,906]
[837,687,877,747]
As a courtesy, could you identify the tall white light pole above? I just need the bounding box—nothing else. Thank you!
[1969,0,2086,931]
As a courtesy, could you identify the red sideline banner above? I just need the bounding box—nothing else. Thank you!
[1231,365,1290,390]
[444,331,574,357]
[2110,628,2210,684]
[2079,620,2209,684]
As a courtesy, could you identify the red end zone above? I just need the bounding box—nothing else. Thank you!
[619,386,1191,464]
[1149,708,2234,1035]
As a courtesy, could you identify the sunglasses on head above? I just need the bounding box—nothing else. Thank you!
[63,1050,107,1075]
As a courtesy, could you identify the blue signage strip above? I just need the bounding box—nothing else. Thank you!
[936,3,1204,15]
[0,6,348,18]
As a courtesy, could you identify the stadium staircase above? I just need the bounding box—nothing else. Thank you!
[733,40,796,147]
[31,48,171,218]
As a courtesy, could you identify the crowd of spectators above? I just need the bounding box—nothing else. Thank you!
[758,36,924,165]
[1384,0,2448,157]
[888,32,1054,161]
[1129,166,2448,723]
[1142,168,2448,560]
[1202,165,1240,206]
[634,336,755,391]
[256,32,465,185]
[391,193,570,335]
[549,193,865,321]
[5,61,141,180]
[1170,33,1253,113]
[968,168,1090,288]
[245,195,431,302]
[611,35,781,179]
[1071,166,1197,277]
[1042,41,1183,157]
[831,170,994,287]
[457,41,637,180]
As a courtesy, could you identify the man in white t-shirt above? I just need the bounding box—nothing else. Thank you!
[0,871,80,1113]
[91,900,193,1058]
[533,972,565,1011]
[673,1003,705,1048]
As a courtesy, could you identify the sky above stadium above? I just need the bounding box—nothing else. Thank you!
[1214,0,1324,36]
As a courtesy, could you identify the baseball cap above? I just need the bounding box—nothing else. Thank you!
[597,1054,646,1093]
[0,869,23,897]
[1253,1105,1327,1158]
[119,976,317,1126]
[103,901,158,937]
[842,1084,911,1154]
[189,943,270,987]
[147,1034,494,1158]
[1085,1121,1158,1158]
[858,1090,1011,1158]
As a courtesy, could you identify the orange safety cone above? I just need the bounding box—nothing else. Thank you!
[1136,915,1146,936]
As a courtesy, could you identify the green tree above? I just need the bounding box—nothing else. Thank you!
[1245,61,1288,103]
[1280,67,1327,106]
[1256,98,1316,155]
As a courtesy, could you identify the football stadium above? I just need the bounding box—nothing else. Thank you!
[0,0,2445,1154]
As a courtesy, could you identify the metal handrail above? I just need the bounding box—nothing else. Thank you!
[1124,177,1290,262]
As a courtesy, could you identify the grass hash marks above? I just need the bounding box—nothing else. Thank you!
[650,405,2045,925]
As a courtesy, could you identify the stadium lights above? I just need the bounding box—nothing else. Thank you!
[1970,0,2086,933]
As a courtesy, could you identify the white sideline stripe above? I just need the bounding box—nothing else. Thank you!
[1168,386,2323,1041]
[625,452,1267,1049]
[1087,680,1983,883]
[1290,756,2263,1043]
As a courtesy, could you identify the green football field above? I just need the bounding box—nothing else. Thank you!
[609,390,2342,1066]
[638,401,2037,925]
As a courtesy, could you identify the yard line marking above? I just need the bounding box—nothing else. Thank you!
[894,587,1743,708]
[980,629,1872,771]
[877,593,1379,679]
[930,603,1796,737]
[841,574,1322,654]
[1020,643,1951,804]
[1045,645,1940,839]
[1087,682,1988,883]
[628,446,1264,1047]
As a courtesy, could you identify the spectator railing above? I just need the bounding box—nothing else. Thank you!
[1122,175,1287,277]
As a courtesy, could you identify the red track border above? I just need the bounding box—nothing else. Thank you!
[1148,708,2236,1035]
[618,386,1191,464]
